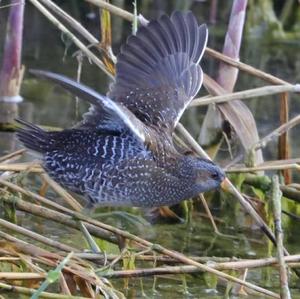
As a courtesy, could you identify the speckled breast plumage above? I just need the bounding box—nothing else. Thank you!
[17,11,225,208]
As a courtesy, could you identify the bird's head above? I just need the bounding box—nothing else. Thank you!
[177,155,225,195]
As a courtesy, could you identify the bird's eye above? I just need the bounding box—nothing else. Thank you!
[211,171,219,180]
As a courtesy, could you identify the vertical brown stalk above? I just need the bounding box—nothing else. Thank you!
[278,92,290,183]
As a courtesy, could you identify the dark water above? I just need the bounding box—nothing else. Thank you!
[1,1,300,298]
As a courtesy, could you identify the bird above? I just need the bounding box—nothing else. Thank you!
[16,11,225,208]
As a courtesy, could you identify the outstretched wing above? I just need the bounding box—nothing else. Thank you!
[30,70,147,143]
[108,11,208,131]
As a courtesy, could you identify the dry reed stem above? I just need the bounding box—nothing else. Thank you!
[59,274,72,296]
[0,162,42,172]
[0,272,45,280]
[2,255,300,280]
[74,252,300,268]
[75,252,235,263]
[205,48,291,85]
[253,115,300,151]
[271,176,291,299]
[199,194,220,234]
[252,159,300,166]
[0,282,90,299]
[0,257,20,262]
[39,174,94,256]
[225,158,300,171]
[99,257,300,278]
[227,163,300,173]
[0,148,25,163]
[190,84,300,107]
[85,0,138,22]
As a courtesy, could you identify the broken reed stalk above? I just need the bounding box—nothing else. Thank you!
[271,176,291,299]
[288,183,300,190]
[0,191,279,298]
[190,84,300,107]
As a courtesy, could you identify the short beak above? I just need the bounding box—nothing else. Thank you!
[220,177,229,191]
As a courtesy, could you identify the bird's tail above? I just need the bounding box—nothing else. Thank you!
[16,119,54,154]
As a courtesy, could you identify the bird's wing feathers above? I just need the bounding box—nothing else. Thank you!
[30,12,207,141]
[30,70,147,143]
[108,11,208,130]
